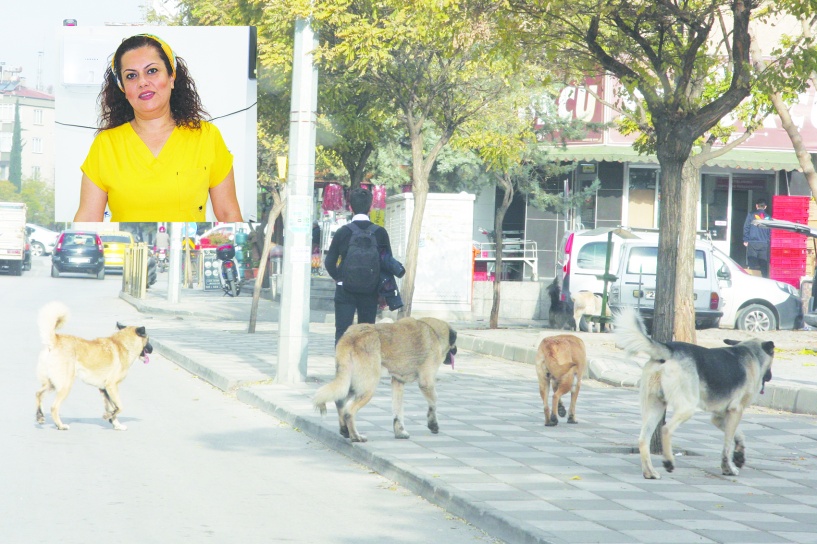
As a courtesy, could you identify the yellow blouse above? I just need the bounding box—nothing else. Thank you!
[81,121,233,222]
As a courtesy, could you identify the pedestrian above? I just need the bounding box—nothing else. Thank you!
[154,225,170,252]
[743,197,771,278]
[325,188,393,344]
[74,33,243,222]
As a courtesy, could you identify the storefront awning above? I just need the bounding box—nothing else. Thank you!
[544,144,803,171]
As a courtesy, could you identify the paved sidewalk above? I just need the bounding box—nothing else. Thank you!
[123,284,817,544]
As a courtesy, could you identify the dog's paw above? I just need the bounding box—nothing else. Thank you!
[546,415,558,427]
[427,421,439,434]
[722,457,739,476]
[733,450,746,468]
[662,460,674,473]
[643,470,661,480]
[567,415,578,424]
[56,423,70,431]
[351,434,368,443]
[558,403,566,418]
[339,427,350,439]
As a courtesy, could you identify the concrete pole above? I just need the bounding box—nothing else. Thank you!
[277,17,318,384]
[167,222,182,304]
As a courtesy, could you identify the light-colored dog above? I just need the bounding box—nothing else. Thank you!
[571,291,605,332]
[535,334,587,426]
[313,317,457,442]
[35,301,153,431]
[614,307,774,479]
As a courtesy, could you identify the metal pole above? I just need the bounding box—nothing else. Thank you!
[167,222,182,304]
[277,16,318,384]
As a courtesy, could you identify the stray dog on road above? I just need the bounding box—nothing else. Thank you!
[35,301,153,431]
[614,307,774,479]
[546,278,575,330]
[535,334,587,426]
[571,291,606,333]
[313,317,457,442]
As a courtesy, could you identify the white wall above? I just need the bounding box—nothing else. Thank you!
[54,26,257,221]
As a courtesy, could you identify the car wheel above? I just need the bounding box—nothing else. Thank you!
[737,304,776,332]
[11,261,23,276]
[30,242,45,257]
[96,268,105,280]
[51,264,60,278]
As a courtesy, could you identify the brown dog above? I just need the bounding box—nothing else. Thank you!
[35,301,152,431]
[571,291,605,333]
[534,334,587,426]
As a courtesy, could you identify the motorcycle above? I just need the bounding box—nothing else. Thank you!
[216,243,241,297]
[155,247,168,273]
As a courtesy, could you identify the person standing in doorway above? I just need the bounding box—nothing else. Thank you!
[743,198,771,278]
[325,188,393,345]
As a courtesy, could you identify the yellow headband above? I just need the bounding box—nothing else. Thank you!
[112,34,177,92]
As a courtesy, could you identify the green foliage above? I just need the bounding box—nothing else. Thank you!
[0,178,55,227]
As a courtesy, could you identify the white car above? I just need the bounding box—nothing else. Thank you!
[25,223,59,256]
[712,246,801,331]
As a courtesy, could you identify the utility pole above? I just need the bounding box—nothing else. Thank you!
[276,16,318,384]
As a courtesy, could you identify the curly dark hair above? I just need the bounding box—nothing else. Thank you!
[97,34,208,133]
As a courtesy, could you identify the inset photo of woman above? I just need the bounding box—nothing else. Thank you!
[55,26,257,222]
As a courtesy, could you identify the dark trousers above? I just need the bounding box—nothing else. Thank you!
[746,242,770,278]
[334,285,378,344]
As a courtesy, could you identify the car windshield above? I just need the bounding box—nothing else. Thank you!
[101,235,131,244]
[62,233,96,246]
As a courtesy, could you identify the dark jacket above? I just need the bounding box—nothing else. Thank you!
[325,219,392,288]
[743,208,771,244]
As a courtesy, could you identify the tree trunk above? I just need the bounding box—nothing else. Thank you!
[653,157,684,344]
[249,189,286,333]
[674,160,700,344]
[490,175,514,329]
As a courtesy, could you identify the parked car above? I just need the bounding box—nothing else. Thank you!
[608,238,723,329]
[754,218,817,328]
[51,230,105,279]
[25,223,59,256]
[712,246,802,331]
[99,231,135,272]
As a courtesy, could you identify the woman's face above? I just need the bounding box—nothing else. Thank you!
[119,45,174,120]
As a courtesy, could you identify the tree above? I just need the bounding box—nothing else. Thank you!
[456,75,596,328]
[9,101,23,192]
[309,0,516,316]
[509,0,771,343]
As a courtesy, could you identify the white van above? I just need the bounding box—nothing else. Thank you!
[608,239,723,329]
[712,246,802,331]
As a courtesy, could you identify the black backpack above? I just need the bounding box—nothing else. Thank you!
[341,223,381,294]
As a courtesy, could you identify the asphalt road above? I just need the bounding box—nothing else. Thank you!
[0,256,501,544]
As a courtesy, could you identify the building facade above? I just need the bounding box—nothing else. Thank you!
[0,82,56,185]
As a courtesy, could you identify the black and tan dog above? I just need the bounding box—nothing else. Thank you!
[535,334,587,426]
[35,301,152,431]
[614,307,774,479]
[546,278,574,330]
[313,317,457,442]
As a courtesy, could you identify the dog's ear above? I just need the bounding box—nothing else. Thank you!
[135,326,147,338]
[761,341,775,356]
[116,322,126,330]
[723,339,740,346]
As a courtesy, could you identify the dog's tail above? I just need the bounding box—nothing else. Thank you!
[312,347,354,416]
[612,306,673,361]
[38,301,69,349]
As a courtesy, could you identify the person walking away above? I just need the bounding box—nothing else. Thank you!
[325,188,393,345]
[743,198,771,278]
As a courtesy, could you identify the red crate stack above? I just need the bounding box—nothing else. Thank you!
[769,196,809,287]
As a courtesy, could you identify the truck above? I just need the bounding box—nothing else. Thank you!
[0,202,27,276]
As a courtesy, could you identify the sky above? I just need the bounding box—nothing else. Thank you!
[0,1,151,92]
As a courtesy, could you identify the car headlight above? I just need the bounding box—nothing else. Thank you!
[776,281,798,297]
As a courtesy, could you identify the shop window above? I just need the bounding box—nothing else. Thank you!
[627,167,659,228]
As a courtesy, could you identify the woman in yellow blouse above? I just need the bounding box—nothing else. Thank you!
[74,34,243,222]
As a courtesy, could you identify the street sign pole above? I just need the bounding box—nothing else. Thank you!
[276,16,318,384]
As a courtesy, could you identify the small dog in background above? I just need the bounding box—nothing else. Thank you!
[546,278,575,330]
[571,291,606,333]
[535,334,587,426]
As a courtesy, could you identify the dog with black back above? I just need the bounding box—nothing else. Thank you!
[547,278,574,330]
[614,307,774,479]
